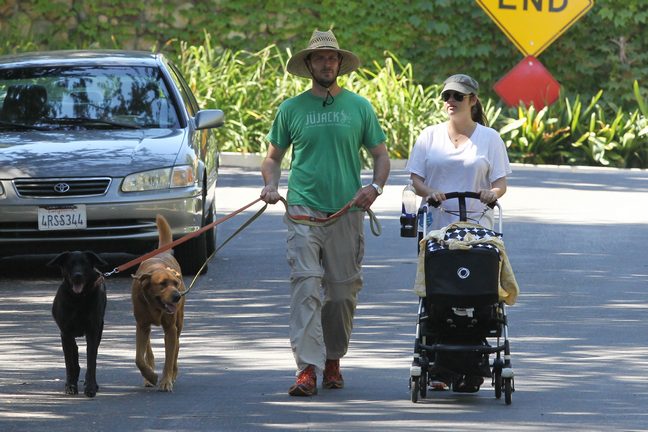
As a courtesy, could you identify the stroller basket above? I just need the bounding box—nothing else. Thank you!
[421,302,505,339]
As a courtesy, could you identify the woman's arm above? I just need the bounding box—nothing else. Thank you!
[411,173,446,203]
[479,176,507,203]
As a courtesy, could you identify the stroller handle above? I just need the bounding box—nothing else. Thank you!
[427,191,497,209]
[427,191,499,226]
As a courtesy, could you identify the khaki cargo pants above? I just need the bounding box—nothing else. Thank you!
[284,206,365,373]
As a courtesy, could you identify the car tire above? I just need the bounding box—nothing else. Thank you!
[175,221,209,276]
[205,205,216,257]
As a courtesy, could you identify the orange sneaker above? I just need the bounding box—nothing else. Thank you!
[288,365,317,396]
[323,359,344,389]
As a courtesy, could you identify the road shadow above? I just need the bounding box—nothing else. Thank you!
[1,168,648,431]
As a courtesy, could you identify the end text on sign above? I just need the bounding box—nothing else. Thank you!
[498,0,568,12]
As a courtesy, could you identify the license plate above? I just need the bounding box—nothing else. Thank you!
[38,205,87,231]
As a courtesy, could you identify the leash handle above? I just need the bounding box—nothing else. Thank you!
[279,197,353,224]
[278,196,381,236]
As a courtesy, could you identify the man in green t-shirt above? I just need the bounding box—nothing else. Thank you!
[261,29,390,397]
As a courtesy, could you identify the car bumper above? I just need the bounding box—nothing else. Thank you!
[0,182,204,257]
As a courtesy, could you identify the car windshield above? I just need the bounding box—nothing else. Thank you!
[0,65,181,130]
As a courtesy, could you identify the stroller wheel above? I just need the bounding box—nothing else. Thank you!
[410,377,420,403]
[494,370,502,399]
[419,370,428,399]
[504,378,512,405]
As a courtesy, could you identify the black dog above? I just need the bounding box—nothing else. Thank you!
[48,251,108,397]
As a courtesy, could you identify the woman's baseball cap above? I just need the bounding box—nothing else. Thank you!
[442,74,479,95]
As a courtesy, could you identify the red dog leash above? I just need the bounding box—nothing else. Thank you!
[103,198,265,277]
[104,195,381,279]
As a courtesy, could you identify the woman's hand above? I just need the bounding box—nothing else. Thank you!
[426,190,446,204]
[478,189,498,204]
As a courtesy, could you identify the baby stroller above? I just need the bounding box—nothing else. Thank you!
[409,192,515,404]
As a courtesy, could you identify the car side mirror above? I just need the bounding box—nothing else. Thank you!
[195,109,224,130]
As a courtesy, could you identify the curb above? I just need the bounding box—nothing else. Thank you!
[219,152,265,169]
[219,153,645,173]
[220,152,408,170]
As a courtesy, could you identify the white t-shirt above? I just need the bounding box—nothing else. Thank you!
[406,122,512,230]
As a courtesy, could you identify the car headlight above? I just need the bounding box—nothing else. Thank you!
[121,166,196,192]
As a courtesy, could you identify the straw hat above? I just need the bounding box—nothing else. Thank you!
[287,29,361,78]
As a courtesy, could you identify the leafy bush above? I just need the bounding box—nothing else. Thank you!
[499,85,648,168]
[178,33,306,154]
[177,37,647,169]
[346,54,445,160]
[177,37,445,161]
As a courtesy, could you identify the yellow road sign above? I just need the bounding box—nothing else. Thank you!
[476,0,594,57]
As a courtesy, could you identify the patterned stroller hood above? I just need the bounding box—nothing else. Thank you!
[426,225,502,254]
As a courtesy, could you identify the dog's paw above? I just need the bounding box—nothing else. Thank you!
[141,370,158,387]
[158,378,174,392]
[84,383,98,398]
[65,383,78,395]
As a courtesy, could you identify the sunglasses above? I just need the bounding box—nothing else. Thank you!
[442,91,471,102]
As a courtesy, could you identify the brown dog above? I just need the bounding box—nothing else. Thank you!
[131,215,185,392]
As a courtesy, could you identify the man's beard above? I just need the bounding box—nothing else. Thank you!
[316,76,336,88]
[314,68,337,88]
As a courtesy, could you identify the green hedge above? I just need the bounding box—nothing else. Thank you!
[1,0,647,110]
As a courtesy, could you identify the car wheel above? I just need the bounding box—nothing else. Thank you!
[175,220,209,276]
[205,205,216,257]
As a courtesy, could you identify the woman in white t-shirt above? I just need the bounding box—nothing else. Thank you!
[406,74,511,231]
[405,74,512,393]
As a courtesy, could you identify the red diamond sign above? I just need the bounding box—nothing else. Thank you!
[494,56,561,109]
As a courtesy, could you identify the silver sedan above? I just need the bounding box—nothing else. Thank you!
[0,50,225,274]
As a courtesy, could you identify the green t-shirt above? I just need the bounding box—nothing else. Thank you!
[267,89,386,213]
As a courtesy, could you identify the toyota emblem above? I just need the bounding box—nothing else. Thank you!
[53,183,71,193]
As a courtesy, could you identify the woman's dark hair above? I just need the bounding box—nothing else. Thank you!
[471,96,488,126]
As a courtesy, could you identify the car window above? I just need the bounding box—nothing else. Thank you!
[0,66,181,129]
[166,62,199,117]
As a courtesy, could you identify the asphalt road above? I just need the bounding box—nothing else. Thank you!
[0,164,647,432]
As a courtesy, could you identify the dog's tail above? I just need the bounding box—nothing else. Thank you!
[156,215,173,248]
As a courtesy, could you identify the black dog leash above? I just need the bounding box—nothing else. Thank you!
[181,202,268,297]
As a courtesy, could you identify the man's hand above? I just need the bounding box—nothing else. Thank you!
[260,184,281,204]
[260,144,286,204]
[352,185,379,211]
